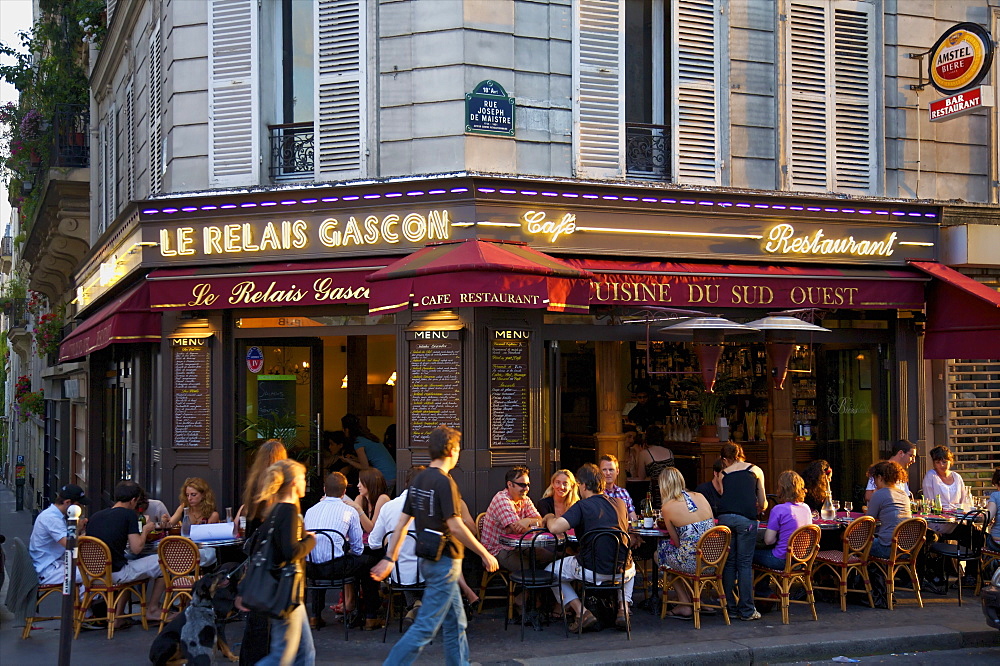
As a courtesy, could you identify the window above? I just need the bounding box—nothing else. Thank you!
[269,0,315,180]
[785,0,877,194]
[946,360,1000,497]
[576,0,724,184]
[148,21,163,195]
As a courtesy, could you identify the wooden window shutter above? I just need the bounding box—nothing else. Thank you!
[832,1,876,193]
[671,0,723,184]
[148,22,163,195]
[787,0,830,191]
[126,81,135,201]
[574,0,624,179]
[315,0,366,180]
[96,117,106,234]
[108,103,117,218]
[209,0,260,187]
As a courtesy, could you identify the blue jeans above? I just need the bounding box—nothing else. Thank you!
[256,603,314,666]
[753,548,786,571]
[870,537,892,560]
[384,556,468,666]
[719,514,758,618]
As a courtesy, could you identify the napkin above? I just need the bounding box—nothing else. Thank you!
[190,523,235,541]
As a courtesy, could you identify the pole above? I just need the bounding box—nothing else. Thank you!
[58,504,81,666]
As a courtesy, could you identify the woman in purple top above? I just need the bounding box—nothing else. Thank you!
[754,470,813,570]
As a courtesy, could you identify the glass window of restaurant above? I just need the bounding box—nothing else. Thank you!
[234,309,397,498]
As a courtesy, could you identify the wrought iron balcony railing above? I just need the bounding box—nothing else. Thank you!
[53,104,90,168]
[268,122,314,180]
[625,123,670,181]
[1,236,11,258]
[3,298,29,329]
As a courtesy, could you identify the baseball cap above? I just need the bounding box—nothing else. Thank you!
[59,484,90,505]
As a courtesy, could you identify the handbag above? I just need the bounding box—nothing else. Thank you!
[239,514,299,619]
[414,528,446,562]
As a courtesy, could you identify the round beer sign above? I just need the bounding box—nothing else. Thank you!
[929,22,994,94]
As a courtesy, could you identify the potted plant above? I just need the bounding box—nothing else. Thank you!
[690,375,746,443]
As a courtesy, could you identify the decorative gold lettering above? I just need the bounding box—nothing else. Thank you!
[363,216,380,244]
[688,284,719,304]
[319,218,340,247]
[427,210,450,239]
[260,222,281,251]
[522,210,577,242]
[402,213,426,243]
[342,217,364,246]
[419,294,453,306]
[764,223,898,257]
[204,226,223,254]
[177,227,196,255]
[159,228,177,256]
[291,220,309,248]
[188,283,219,306]
[380,214,399,243]
[224,224,241,252]
[312,277,370,302]
[242,223,259,252]
[228,280,307,305]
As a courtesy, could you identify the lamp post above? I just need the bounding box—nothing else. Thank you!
[58,504,81,666]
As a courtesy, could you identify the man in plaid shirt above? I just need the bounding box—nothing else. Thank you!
[479,466,546,572]
[600,454,638,522]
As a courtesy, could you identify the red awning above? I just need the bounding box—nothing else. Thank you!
[58,283,160,362]
[147,257,386,310]
[908,260,1000,359]
[559,257,928,310]
[365,239,594,314]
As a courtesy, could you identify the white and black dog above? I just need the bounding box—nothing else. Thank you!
[149,562,243,665]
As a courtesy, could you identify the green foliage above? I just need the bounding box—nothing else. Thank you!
[1,271,28,300]
[236,412,308,449]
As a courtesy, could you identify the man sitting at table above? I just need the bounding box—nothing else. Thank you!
[864,439,915,502]
[480,465,546,572]
[303,471,376,630]
[694,458,725,516]
[85,480,165,626]
[29,483,90,586]
[544,463,635,632]
[599,454,638,522]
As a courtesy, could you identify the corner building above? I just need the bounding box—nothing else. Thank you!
[57,0,999,512]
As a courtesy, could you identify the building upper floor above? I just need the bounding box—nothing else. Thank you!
[89,0,1000,247]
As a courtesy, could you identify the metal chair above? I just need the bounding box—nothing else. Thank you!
[929,508,988,606]
[869,517,927,610]
[12,537,62,639]
[476,512,510,613]
[812,516,876,611]
[75,536,149,639]
[305,529,356,641]
[157,536,201,631]
[659,525,731,629]
[752,524,821,624]
[380,532,424,643]
[577,528,632,640]
[504,528,569,640]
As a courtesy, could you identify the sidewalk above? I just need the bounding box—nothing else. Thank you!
[1,482,997,665]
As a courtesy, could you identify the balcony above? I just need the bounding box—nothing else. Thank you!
[1,236,11,273]
[268,123,314,181]
[625,123,671,181]
[51,104,90,168]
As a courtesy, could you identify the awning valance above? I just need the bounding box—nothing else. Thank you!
[58,283,160,362]
[908,260,1000,360]
[559,258,928,310]
[366,239,594,314]
[147,258,386,310]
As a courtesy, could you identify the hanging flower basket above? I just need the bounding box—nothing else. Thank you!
[17,388,45,422]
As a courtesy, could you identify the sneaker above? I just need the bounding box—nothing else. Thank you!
[741,610,762,622]
[568,609,598,633]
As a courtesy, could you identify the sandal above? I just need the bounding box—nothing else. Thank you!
[664,609,693,621]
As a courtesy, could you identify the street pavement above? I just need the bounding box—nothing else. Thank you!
[2,483,998,665]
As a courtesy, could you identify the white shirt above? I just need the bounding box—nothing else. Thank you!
[303,496,363,562]
[369,490,418,586]
[922,470,970,510]
[865,475,911,497]
[29,504,67,579]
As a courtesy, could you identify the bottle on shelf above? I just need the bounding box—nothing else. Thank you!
[821,495,836,521]
[181,506,191,536]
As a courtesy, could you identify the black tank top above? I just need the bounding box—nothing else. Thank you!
[718,464,759,519]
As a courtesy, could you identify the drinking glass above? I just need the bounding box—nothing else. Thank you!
[844,501,853,515]
[832,500,841,516]
[225,506,233,523]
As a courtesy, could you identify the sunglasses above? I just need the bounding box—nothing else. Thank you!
[510,480,530,489]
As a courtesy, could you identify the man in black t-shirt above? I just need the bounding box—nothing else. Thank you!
[372,426,498,665]
[86,480,165,625]
[694,457,725,516]
[543,463,635,632]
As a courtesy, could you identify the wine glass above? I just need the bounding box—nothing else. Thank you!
[844,501,853,516]
[832,500,841,517]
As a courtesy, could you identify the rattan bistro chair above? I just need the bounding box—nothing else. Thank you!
[157,536,201,631]
[812,516,876,611]
[869,517,926,610]
[752,524,821,625]
[476,512,510,613]
[75,536,149,639]
[659,525,731,629]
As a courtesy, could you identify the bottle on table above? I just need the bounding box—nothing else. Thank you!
[641,492,655,527]
[933,494,943,514]
[181,506,191,536]
[821,495,836,521]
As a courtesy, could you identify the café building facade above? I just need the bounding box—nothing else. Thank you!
[58,174,1000,509]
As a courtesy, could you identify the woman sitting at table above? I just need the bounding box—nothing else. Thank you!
[753,470,813,571]
[344,467,391,534]
[637,426,674,511]
[161,477,220,527]
[657,467,714,620]
[922,445,971,511]
[802,460,833,514]
[866,461,912,559]
[536,469,580,518]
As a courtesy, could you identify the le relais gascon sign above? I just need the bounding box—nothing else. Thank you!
[926,22,995,122]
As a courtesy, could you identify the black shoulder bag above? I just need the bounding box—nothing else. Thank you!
[239,511,298,619]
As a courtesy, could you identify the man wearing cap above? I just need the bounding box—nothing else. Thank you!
[29,484,90,585]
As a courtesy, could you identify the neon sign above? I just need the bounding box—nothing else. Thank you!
[763,223,897,257]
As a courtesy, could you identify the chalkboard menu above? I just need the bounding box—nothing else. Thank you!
[407,330,462,447]
[489,331,530,448]
[257,377,296,420]
[172,337,211,448]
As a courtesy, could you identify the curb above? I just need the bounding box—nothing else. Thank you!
[485,623,1000,665]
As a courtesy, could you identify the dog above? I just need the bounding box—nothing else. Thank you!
[149,562,243,665]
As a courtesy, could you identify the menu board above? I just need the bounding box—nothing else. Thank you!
[407,330,462,447]
[490,331,530,448]
[172,337,211,448]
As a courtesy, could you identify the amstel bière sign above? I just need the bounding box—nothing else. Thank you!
[929,22,994,94]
